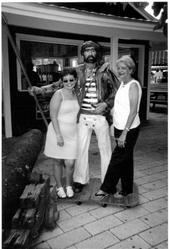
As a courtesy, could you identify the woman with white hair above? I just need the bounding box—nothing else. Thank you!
[95,55,142,198]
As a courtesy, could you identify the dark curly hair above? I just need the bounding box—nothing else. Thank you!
[60,67,78,80]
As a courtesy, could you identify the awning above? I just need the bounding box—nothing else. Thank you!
[151,50,167,66]
[151,65,167,70]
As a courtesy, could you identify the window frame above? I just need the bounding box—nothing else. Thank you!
[16,33,83,91]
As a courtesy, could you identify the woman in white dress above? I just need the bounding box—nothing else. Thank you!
[44,68,80,198]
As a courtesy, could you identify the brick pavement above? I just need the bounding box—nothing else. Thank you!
[30,112,168,249]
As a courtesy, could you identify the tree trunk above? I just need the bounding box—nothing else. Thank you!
[2,129,44,230]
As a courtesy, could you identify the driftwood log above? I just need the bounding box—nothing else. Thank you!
[2,129,43,230]
[3,173,59,249]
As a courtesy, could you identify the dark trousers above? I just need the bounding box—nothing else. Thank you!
[101,126,140,195]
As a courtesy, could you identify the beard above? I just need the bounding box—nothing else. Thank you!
[84,55,97,63]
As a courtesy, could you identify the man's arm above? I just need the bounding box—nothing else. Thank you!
[105,68,120,108]
[28,80,62,96]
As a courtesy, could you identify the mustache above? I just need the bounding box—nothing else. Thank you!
[84,55,97,63]
[87,55,95,59]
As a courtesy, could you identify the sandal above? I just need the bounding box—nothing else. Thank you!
[95,190,108,197]
[57,187,66,198]
[114,191,129,198]
[66,186,74,198]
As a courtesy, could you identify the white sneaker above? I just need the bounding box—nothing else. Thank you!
[66,186,74,198]
[57,187,66,198]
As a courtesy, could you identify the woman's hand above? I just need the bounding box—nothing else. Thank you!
[56,135,64,146]
[117,130,127,148]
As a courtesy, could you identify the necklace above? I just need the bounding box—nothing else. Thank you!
[85,67,96,78]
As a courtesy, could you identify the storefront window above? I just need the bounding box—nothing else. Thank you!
[16,34,81,91]
[16,34,82,120]
[102,45,110,63]
[102,44,144,85]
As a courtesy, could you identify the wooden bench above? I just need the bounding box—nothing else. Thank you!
[150,98,168,109]
[150,86,168,110]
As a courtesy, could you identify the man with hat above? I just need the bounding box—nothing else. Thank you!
[29,40,120,193]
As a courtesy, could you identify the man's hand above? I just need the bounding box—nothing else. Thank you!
[28,86,43,96]
[94,102,107,114]
[99,62,110,72]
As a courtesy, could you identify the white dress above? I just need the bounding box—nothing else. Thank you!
[44,89,80,159]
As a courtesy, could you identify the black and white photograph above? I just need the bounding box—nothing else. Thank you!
[2,1,167,249]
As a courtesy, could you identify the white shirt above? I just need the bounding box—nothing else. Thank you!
[113,79,142,130]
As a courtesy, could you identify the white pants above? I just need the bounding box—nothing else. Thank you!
[73,114,112,184]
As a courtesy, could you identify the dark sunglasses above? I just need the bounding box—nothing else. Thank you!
[63,79,75,83]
